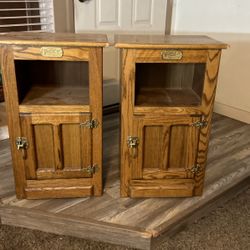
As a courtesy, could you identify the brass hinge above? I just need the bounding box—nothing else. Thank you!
[191,120,208,128]
[127,136,139,158]
[80,119,99,129]
[190,164,202,174]
[15,137,28,159]
[83,165,99,174]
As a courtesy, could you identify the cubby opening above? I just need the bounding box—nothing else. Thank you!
[135,63,206,107]
[15,60,89,105]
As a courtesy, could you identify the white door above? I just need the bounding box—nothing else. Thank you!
[74,0,167,33]
[74,0,168,106]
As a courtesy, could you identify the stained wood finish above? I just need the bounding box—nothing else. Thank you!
[20,86,89,106]
[0,113,250,250]
[117,35,226,197]
[129,179,195,198]
[13,46,90,61]
[194,50,222,195]
[0,33,106,199]
[25,179,93,199]
[0,32,108,47]
[135,88,201,107]
[133,49,208,63]
[19,105,90,113]
[15,60,89,106]
[20,113,92,181]
[115,35,227,49]
[1,46,26,198]
[135,62,206,107]
[120,49,135,197]
[89,48,103,196]
[128,116,200,198]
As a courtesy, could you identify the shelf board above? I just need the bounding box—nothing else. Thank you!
[21,85,89,106]
[135,88,201,107]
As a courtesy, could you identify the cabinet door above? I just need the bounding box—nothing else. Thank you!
[128,115,201,197]
[19,112,94,199]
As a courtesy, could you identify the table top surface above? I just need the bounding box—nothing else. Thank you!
[115,34,227,49]
[0,32,109,47]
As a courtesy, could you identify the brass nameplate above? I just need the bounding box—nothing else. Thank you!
[161,50,183,60]
[40,47,63,58]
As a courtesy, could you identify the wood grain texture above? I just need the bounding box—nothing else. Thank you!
[13,46,90,61]
[20,86,89,106]
[0,113,250,250]
[117,36,224,198]
[25,179,93,199]
[15,60,89,106]
[135,88,201,107]
[0,32,109,47]
[19,105,90,113]
[89,48,103,196]
[20,113,93,182]
[1,34,105,199]
[0,46,26,198]
[130,116,199,190]
[115,35,227,49]
[194,50,222,195]
[0,206,152,250]
[120,49,135,197]
[129,179,194,198]
[133,106,202,116]
[133,49,208,63]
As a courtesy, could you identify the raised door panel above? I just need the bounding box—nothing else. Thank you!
[129,115,200,197]
[20,113,92,180]
[137,0,168,32]
[96,0,120,28]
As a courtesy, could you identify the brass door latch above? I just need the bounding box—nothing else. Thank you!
[16,137,28,159]
[127,136,139,158]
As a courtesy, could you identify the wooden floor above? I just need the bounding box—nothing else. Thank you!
[0,112,250,250]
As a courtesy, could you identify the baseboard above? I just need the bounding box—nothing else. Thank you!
[214,102,250,124]
[0,126,8,141]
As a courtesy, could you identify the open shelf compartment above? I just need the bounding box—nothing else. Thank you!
[15,60,89,106]
[135,63,206,107]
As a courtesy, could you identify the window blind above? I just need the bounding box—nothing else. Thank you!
[0,0,54,33]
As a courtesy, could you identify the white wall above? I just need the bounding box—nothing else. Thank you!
[172,0,250,123]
